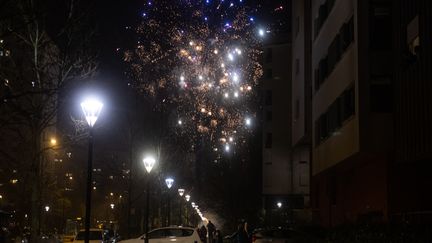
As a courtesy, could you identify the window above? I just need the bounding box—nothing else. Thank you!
[315,17,354,91]
[314,0,336,38]
[315,85,355,146]
[265,69,273,79]
[370,3,392,50]
[266,110,273,121]
[407,15,419,57]
[265,133,273,148]
[370,76,392,112]
[266,48,273,63]
[265,90,272,106]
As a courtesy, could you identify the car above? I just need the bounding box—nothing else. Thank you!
[252,228,312,243]
[119,226,201,243]
[74,229,106,243]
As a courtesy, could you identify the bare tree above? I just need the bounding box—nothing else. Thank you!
[0,0,96,241]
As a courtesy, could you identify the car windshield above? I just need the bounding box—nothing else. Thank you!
[75,231,103,240]
[148,229,194,238]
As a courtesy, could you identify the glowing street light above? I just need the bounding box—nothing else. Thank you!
[165,177,174,226]
[143,155,156,243]
[110,204,115,209]
[277,202,282,208]
[143,156,156,173]
[45,206,50,212]
[165,178,174,189]
[185,195,191,202]
[178,188,185,225]
[81,97,103,243]
[81,98,103,128]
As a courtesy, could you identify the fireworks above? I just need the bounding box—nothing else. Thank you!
[124,0,264,156]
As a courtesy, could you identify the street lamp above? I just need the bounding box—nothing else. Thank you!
[45,206,50,212]
[184,194,191,225]
[178,189,185,225]
[81,98,103,243]
[165,178,174,226]
[143,156,156,243]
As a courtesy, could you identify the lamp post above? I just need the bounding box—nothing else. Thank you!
[143,156,156,243]
[178,189,185,225]
[81,98,103,243]
[165,178,174,226]
[185,195,190,225]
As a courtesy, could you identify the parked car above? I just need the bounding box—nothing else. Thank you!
[252,228,312,243]
[119,226,200,243]
[74,229,106,243]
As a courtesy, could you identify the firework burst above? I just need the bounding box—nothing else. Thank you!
[125,0,264,156]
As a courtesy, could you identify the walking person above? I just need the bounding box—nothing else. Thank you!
[199,224,208,243]
[207,221,216,243]
[236,221,249,243]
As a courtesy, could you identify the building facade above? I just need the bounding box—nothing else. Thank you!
[261,32,311,224]
[310,0,394,226]
[390,0,432,222]
[291,0,312,221]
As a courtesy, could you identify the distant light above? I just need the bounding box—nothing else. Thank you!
[229,137,234,142]
[178,119,182,125]
[189,41,194,46]
[199,75,204,80]
[93,186,97,190]
[232,73,239,82]
[245,118,252,126]
[0,195,2,199]
[165,177,174,189]
[50,138,57,146]
[214,49,219,54]
[225,144,230,152]
[185,195,191,202]
[178,188,185,196]
[221,63,225,68]
[224,93,229,98]
[234,92,239,98]
[228,53,234,61]
[110,204,115,209]
[277,202,282,208]
[180,76,185,82]
[258,29,265,37]
[45,206,50,212]
[249,17,254,22]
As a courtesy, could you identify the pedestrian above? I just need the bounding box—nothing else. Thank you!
[236,221,249,243]
[207,221,216,243]
[199,225,207,243]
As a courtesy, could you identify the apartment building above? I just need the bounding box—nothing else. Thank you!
[390,0,432,222]
[310,0,394,226]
